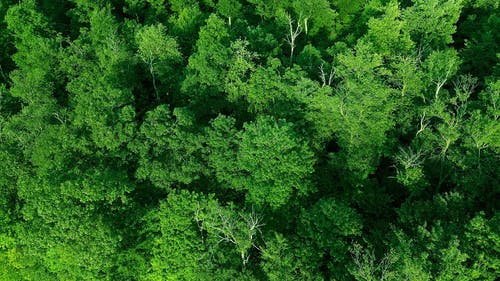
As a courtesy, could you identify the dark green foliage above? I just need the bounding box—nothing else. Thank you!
[131,105,205,189]
[297,198,363,280]
[207,115,315,208]
[0,0,498,280]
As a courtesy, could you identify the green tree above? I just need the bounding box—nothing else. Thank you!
[0,1,498,280]
[61,8,137,152]
[182,14,231,94]
[207,115,315,208]
[297,197,363,280]
[141,190,213,280]
[329,41,396,183]
[216,0,242,26]
[182,14,232,116]
[236,116,315,208]
[291,0,336,36]
[131,105,205,189]
[136,23,182,100]
[141,190,260,280]
[403,0,463,50]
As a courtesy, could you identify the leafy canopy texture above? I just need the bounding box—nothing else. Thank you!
[0,0,498,280]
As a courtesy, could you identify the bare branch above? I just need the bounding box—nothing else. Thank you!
[319,63,335,87]
[434,63,453,100]
[284,13,302,65]
[200,205,264,268]
[415,111,429,137]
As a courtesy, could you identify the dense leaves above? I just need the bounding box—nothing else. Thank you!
[0,0,498,280]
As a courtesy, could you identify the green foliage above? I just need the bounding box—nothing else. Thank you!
[246,0,289,19]
[136,23,182,99]
[207,115,315,208]
[62,8,137,152]
[457,0,499,80]
[131,105,205,189]
[142,190,212,280]
[295,197,363,280]
[0,1,498,280]
[236,116,315,208]
[403,0,463,49]
[11,176,122,280]
[142,190,262,280]
[296,44,324,76]
[183,14,231,95]
[464,213,500,280]
[261,233,299,280]
[291,0,337,37]
[167,5,204,50]
[350,243,399,281]
[363,0,414,56]
[216,0,242,26]
[394,146,428,195]
[330,41,396,183]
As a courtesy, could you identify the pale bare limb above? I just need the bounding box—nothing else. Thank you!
[434,64,453,100]
[319,63,335,87]
[284,13,302,65]
[198,205,264,269]
[415,111,428,137]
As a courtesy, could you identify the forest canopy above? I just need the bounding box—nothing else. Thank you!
[0,0,499,280]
